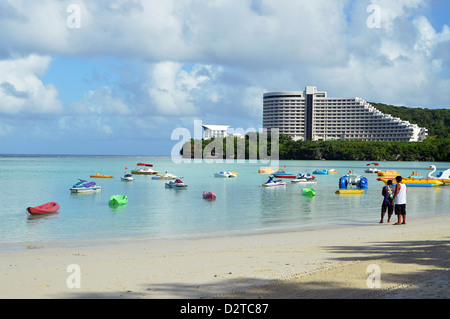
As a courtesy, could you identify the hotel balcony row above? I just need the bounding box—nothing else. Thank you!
[262,86,427,142]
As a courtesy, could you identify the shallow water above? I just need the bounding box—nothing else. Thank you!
[0,156,448,250]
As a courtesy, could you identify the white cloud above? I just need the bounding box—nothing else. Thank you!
[1,0,449,131]
[0,55,63,115]
[413,16,450,56]
[72,86,132,116]
[146,62,223,116]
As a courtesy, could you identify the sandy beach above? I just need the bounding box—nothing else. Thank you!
[1,214,449,299]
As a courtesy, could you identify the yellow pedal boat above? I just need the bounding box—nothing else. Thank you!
[378,177,444,187]
[335,189,365,195]
[377,170,399,177]
[90,173,114,178]
[258,167,275,174]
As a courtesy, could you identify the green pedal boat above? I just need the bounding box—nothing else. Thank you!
[109,195,128,206]
[302,188,316,196]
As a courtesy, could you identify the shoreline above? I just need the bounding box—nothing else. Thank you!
[1,214,449,299]
[2,212,445,253]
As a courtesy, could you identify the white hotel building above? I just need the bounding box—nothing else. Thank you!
[263,86,427,142]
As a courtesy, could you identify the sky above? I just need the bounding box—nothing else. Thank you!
[0,0,449,155]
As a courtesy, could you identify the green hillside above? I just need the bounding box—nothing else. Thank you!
[370,102,449,139]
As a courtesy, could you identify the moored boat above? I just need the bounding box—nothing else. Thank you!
[291,173,317,183]
[90,173,113,178]
[165,179,188,188]
[70,179,102,193]
[262,177,286,187]
[202,191,216,199]
[273,172,296,179]
[312,169,329,175]
[214,171,237,178]
[109,195,128,206]
[427,165,450,184]
[26,202,60,215]
[378,177,444,187]
[339,172,368,189]
[407,171,424,179]
[302,188,316,196]
[131,163,158,175]
[365,163,379,173]
[258,167,275,174]
[152,172,177,180]
[335,189,365,194]
[377,170,399,177]
[121,173,134,181]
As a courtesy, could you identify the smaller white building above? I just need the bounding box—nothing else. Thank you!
[202,124,230,140]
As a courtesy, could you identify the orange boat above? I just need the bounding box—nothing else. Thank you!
[90,173,113,178]
[377,170,399,177]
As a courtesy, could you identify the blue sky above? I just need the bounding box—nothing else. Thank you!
[0,0,449,155]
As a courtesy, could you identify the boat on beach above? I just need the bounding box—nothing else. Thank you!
[131,163,158,175]
[26,202,60,215]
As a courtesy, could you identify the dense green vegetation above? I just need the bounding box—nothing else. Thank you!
[182,104,449,162]
[370,102,449,139]
[276,135,449,162]
[182,134,449,162]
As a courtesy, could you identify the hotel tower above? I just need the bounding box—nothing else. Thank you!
[263,86,427,142]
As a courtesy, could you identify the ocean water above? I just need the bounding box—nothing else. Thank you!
[0,156,449,250]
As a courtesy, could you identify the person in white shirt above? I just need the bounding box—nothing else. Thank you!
[393,175,407,225]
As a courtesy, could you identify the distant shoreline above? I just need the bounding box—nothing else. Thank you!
[0,154,171,158]
[1,153,449,163]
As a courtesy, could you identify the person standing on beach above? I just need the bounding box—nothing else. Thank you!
[392,175,407,225]
[380,179,395,223]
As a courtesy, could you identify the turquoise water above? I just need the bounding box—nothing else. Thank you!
[0,156,449,250]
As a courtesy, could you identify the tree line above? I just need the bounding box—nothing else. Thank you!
[181,103,449,162]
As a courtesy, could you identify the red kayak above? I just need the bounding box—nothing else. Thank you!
[26,202,60,215]
[273,174,296,179]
